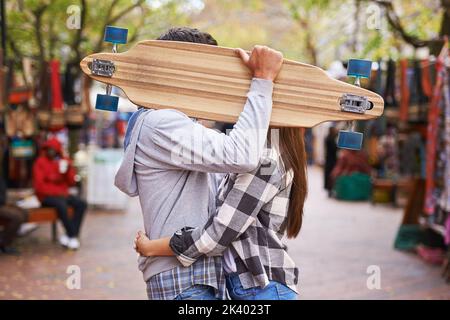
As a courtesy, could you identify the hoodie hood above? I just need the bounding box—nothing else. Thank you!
[114,109,151,197]
[41,137,63,155]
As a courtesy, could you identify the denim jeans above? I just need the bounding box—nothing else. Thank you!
[226,274,297,300]
[174,285,219,300]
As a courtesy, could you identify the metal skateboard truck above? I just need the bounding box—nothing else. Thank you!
[91,26,128,112]
[337,59,373,150]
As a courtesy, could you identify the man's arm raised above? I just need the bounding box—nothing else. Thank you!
[141,46,283,173]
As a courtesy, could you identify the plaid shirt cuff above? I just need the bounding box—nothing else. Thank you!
[169,227,198,267]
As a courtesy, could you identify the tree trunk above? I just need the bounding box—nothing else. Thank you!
[433,0,450,55]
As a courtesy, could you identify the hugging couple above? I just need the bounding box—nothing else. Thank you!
[115,27,307,300]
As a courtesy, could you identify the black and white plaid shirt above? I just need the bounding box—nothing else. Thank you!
[170,147,299,293]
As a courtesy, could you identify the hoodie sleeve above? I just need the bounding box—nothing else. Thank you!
[140,78,273,173]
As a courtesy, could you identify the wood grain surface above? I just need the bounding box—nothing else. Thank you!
[80,40,384,127]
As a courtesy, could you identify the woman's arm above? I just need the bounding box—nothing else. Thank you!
[134,159,280,261]
[134,231,173,256]
[170,158,282,267]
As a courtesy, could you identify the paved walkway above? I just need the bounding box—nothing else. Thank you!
[0,166,448,299]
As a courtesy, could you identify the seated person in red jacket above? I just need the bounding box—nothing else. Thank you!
[330,149,373,184]
[33,138,86,250]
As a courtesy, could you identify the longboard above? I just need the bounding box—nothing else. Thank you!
[80,40,384,128]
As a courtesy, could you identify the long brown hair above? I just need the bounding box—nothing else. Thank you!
[270,127,308,238]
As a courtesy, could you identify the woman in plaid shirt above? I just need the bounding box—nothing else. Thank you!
[135,128,307,300]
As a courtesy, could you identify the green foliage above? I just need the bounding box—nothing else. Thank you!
[5,0,192,65]
[4,0,445,70]
[361,0,443,60]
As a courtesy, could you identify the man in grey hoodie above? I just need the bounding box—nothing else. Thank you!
[114,27,283,300]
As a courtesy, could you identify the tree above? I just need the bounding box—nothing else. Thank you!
[284,0,331,65]
[369,0,448,54]
[4,0,194,111]
[6,0,192,73]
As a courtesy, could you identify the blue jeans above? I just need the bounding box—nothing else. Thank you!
[226,274,297,300]
[174,285,219,300]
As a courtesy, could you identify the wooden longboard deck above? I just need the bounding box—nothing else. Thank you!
[80,40,384,127]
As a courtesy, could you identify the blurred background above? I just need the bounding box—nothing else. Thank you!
[0,0,449,299]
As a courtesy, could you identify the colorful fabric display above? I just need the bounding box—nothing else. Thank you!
[399,59,409,121]
[438,61,450,212]
[421,59,434,99]
[49,60,63,110]
[384,59,398,107]
[424,46,448,215]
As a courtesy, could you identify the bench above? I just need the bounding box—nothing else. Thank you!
[28,207,74,242]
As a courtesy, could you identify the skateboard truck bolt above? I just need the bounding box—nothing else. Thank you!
[94,26,128,112]
[337,59,372,150]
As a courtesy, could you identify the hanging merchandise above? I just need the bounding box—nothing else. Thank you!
[383,59,398,108]
[7,148,34,188]
[36,61,66,131]
[377,124,399,179]
[63,62,78,105]
[50,60,63,111]
[36,61,51,129]
[22,58,37,109]
[4,105,36,138]
[421,59,434,100]
[65,105,85,128]
[8,86,31,105]
[9,138,35,159]
[409,60,429,122]
[48,60,65,131]
[438,58,450,212]
[64,62,85,129]
[399,59,410,122]
[365,61,387,165]
[424,42,448,215]
[3,61,36,138]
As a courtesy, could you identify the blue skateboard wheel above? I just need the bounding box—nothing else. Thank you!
[104,26,128,44]
[95,94,119,112]
[337,130,363,150]
[347,59,372,79]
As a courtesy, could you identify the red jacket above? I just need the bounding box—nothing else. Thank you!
[32,138,76,201]
[331,150,372,182]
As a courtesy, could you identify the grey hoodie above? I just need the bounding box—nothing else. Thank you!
[114,78,273,282]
